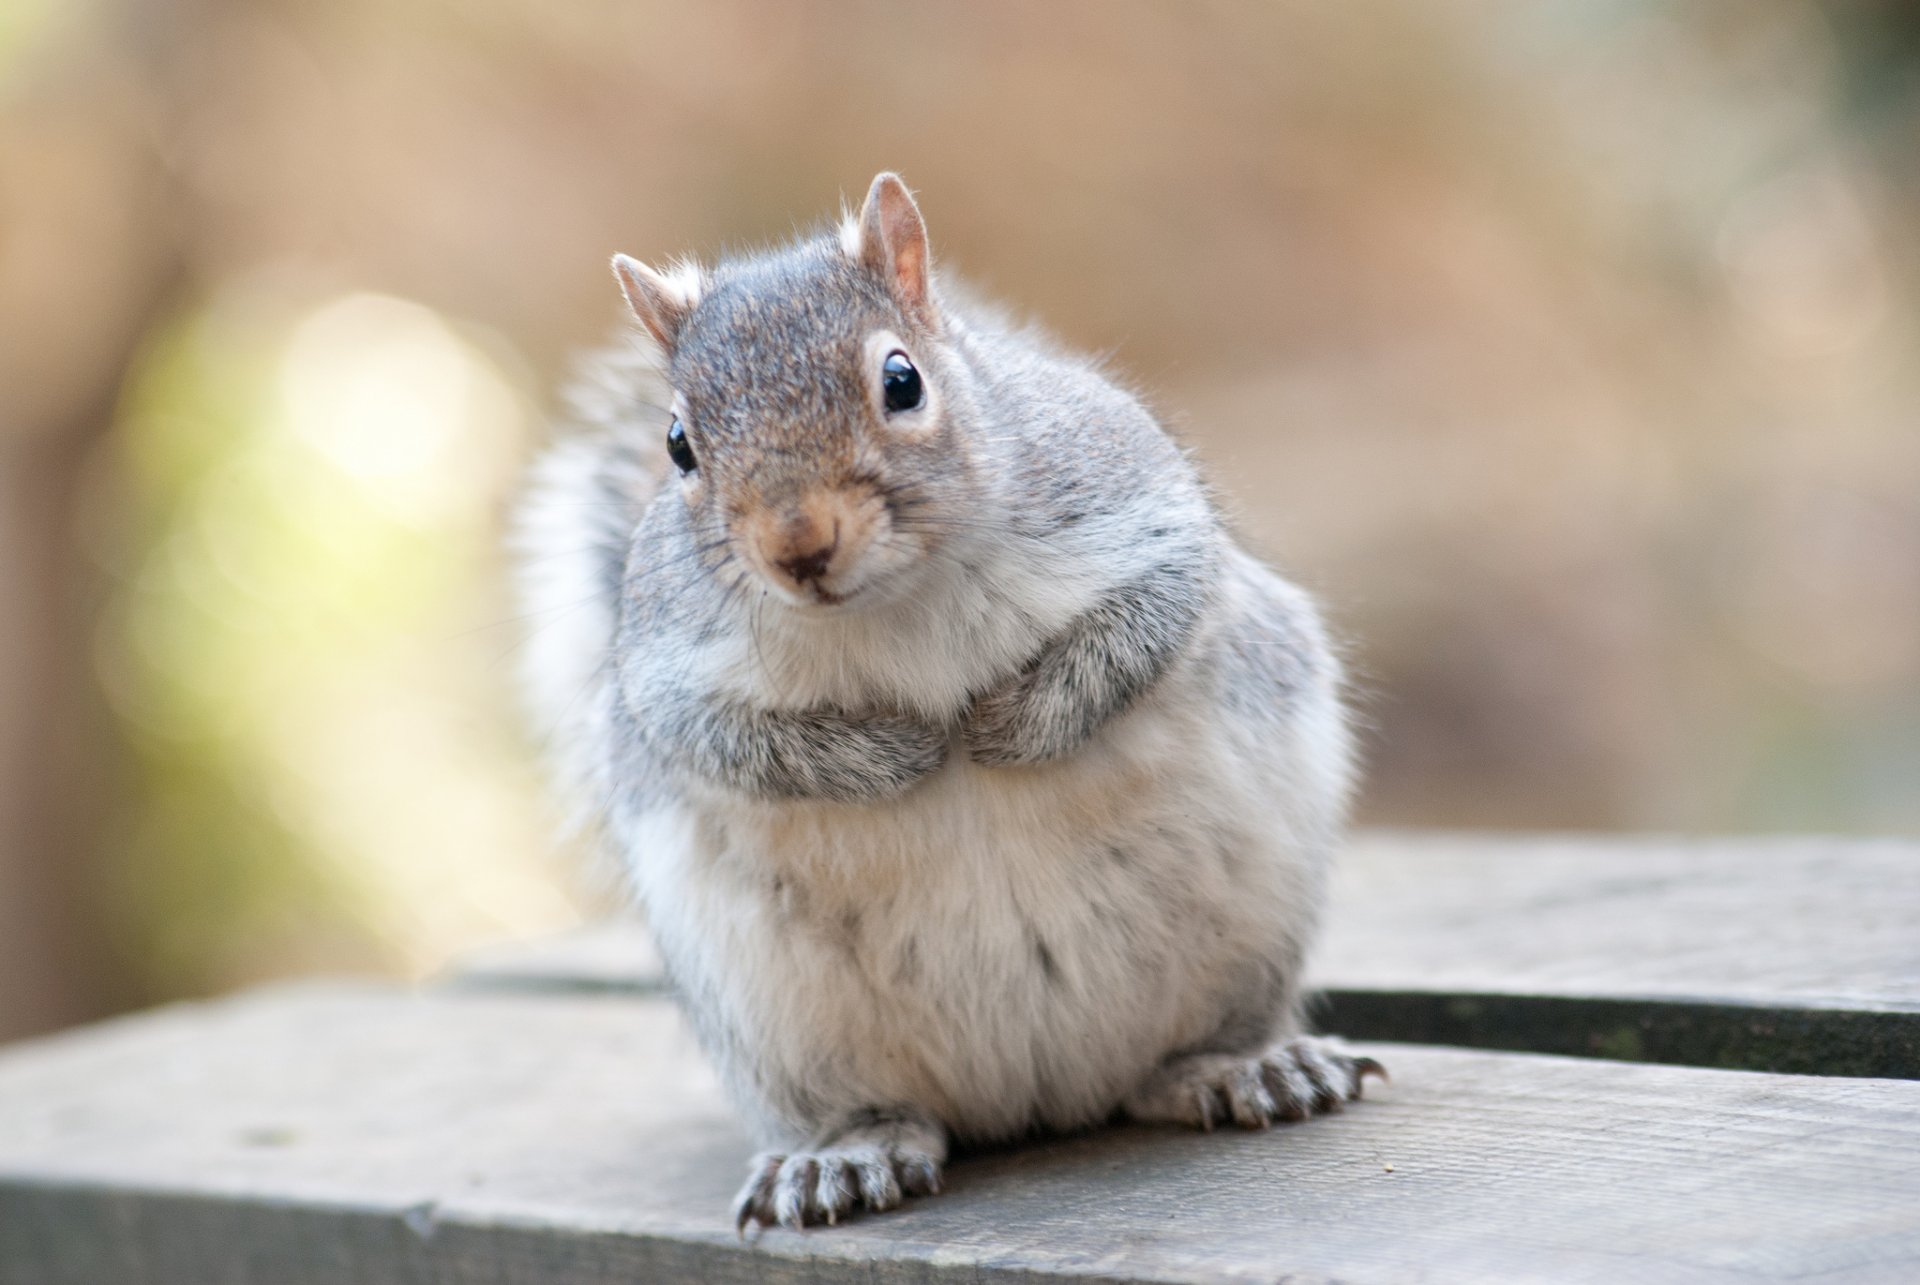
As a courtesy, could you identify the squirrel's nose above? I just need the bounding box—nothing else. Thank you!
[768,513,839,586]
[775,541,835,585]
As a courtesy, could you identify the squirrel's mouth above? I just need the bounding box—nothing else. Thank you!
[803,584,852,608]
[770,562,910,613]
[746,563,866,611]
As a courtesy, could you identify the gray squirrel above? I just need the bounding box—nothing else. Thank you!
[514,173,1382,1232]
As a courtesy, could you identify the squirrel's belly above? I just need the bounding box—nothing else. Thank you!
[633,693,1326,1146]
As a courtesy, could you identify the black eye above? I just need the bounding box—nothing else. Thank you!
[881,351,924,414]
[666,417,697,474]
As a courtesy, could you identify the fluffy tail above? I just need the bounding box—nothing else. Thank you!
[508,335,670,836]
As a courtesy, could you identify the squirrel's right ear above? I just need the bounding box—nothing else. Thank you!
[848,173,935,331]
[612,253,701,353]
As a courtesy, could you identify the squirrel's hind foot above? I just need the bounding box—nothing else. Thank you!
[1122,1036,1386,1132]
[733,1108,947,1233]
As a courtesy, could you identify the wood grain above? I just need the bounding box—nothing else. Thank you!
[2,985,1917,1283]
[1319,831,1920,1010]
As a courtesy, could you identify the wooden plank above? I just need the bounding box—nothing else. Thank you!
[452,920,665,996]
[1314,831,1920,1078]
[3,984,1919,1283]
[446,833,1920,1077]
[1321,831,1920,1010]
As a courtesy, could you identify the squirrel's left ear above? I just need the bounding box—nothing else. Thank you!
[612,253,701,354]
[849,172,934,330]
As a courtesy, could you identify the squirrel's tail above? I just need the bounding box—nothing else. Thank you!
[508,335,669,836]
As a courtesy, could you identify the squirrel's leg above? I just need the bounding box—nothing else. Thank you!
[733,1106,948,1232]
[1122,1037,1386,1131]
[965,561,1214,765]
[625,691,947,803]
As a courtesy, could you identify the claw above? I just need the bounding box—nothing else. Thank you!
[1353,1055,1390,1088]
[773,1155,815,1230]
[733,1153,782,1234]
[734,1190,765,1239]
[900,1156,941,1197]
[1261,1055,1315,1122]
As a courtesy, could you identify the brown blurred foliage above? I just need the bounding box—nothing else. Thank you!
[3,0,1917,1039]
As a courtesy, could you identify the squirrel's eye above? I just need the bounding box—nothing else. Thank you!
[881,351,924,414]
[666,418,697,474]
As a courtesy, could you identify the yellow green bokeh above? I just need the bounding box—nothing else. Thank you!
[99,286,582,1001]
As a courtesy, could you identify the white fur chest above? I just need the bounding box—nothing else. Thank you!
[622,657,1323,1148]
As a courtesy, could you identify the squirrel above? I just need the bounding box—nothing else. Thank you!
[514,172,1383,1232]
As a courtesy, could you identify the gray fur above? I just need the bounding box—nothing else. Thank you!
[965,557,1219,765]
[614,681,947,805]
[513,174,1375,1232]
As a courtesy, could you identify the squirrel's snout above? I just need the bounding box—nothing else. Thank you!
[745,497,875,604]
[773,528,838,586]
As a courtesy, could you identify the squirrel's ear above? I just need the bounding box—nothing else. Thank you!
[850,173,934,329]
[611,253,700,352]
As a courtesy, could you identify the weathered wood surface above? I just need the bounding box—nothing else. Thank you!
[3,984,1919,1284]
[448,832,1920,1077]
[1318,831,1920,1077]
[454,919,665,995]
[1324,831,1920,1009]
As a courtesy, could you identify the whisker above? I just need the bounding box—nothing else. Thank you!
[449,592,607,640]
[487,595,603,672]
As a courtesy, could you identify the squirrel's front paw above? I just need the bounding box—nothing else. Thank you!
[848,714,948,795]
[793,713,947,802]
[1122,1036,1386,1131]
[733,1112,946,1232]
[963,671,1086,766]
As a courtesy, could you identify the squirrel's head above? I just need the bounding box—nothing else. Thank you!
[611,172,980,611]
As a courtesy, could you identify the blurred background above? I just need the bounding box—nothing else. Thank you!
[3,0,1916,1043]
